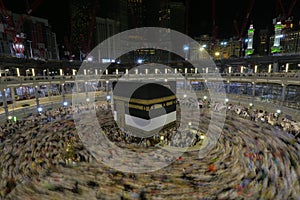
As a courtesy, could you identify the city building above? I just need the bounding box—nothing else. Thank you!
[128,0,146,28]
[0,11,59,60]
[269,29,300,54]
[159,0,185,34]
[256,29,271,55]
[94,17,121,62]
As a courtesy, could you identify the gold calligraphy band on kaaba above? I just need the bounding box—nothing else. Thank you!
[113,95,177,105]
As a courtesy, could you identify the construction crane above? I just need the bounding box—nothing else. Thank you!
[276,0,298,29]
[233,0,255,57]
[0,0,44,58]
[185,0,190,36]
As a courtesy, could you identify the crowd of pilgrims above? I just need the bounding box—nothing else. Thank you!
[0,98,299,198]
[198,99,300,139]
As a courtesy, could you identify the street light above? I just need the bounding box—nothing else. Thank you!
[183,45,189,60]
[63,101,68,107]
[37,107,43,113]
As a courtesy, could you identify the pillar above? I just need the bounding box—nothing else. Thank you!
[1,89,9,118]
[106,81,110,107]
[281,84,286,107]
[61,83,66,103]
[252,82,256,104]
[227,81,230,93]
[273,62,278,73]
[47,84,51,99]
[34,85,40,110]
[85,82,88,100]
[10,87,16,113]
[184,78,187,93]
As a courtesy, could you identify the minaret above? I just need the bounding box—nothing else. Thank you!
[271,21,283,54]
[245,24,255,56]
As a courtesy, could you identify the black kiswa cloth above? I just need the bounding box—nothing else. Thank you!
[113,81,176,120]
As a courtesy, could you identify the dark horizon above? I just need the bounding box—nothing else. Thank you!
[3,0,300,43]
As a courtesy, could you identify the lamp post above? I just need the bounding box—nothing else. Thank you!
[106,80,109,108]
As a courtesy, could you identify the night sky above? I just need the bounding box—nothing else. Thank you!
[3,0,300,44]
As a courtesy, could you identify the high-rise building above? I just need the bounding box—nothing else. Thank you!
[271,22,283,54]
[256,29,270,55]
[94,17,120,62]
[99,0,128,32]
[270,30,300,54]
[170,2,185,34]
[128,0,146,28]
[245,24,255,56]
[70,0,94,56]
[159,0,185,33]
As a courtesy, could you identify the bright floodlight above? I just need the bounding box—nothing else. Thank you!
[137,59,143,64]
[276,109,281,114]
[221,41,227,46]
[37,107,43,112]
[106,95,111,101]
[249,103,253,107]
[203,96,207,100]
[188,122,192,126]
[63,101,68,106]
[87,57,93,62]
[225,98,229,102]
[8,116,12,120]
[183,45,189,51]
[200,135,205,140]
[86,98,90,102]
[164,78,168,82]
[183,94,187,98]
[160,136,164,141]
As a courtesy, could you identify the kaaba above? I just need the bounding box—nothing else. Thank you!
[112,81,177,137]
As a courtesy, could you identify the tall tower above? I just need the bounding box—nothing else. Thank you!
[128,0,146,28]
[271,21,283,54]
[70,0,95,57]
[245,24,254,56]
